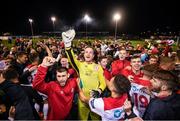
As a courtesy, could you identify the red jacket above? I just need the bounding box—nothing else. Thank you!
[68,68,78,78]
[33,66,78,120]
[111,60,130,76]
[103,68,112,81]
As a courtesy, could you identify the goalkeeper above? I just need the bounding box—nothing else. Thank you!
[62,29,106,120]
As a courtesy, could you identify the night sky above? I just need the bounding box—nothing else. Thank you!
[0,0,179,35]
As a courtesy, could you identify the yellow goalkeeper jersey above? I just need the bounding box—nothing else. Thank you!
[66,48,106,96]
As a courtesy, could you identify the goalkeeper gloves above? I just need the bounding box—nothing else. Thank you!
[62,29,75,48]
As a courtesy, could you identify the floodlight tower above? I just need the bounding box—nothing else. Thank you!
[51,16,56,34]
[28,18,34,39]
[84,14,91,39]
[113,13,121,41]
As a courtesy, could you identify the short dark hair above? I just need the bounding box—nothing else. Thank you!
[56,67,68,73]
[61,54,68,59]
[153,70,179,91]
[131,55,140,60]
[113,74,131,95]
[17,51,27,58]
[29,53,39,63]
[98,56,107,62]
[150,55,158,60]
[3,68,19,80]
[119,48,127,52]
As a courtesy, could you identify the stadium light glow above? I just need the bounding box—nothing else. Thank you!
[29,18,33,23]
[84,14,91,23]
[113,13,121,21]
[51,16,56,22]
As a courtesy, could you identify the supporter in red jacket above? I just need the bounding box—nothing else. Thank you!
[99,56,112,81]
[111,49,130,76]
[122,55,143,81]
[33,56,78,120]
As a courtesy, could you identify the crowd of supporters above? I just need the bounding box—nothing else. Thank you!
[0,30,180,120]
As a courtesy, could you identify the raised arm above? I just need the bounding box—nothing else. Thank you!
[32,56,56,94]
[66,48,80,74]
[62,29,80,74]
[40,42,53,57]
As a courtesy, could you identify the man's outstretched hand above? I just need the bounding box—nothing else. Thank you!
[41,56,56,67]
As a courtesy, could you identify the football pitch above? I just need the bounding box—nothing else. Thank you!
[1,38,178,51]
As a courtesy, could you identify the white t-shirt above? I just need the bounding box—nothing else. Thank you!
[129,79,151,117]
[89,94,127,121]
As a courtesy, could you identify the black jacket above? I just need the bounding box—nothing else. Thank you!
[0,80,34,120]
[143,93,180,120]
[11,60,26,76]
[21,85,43,119]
